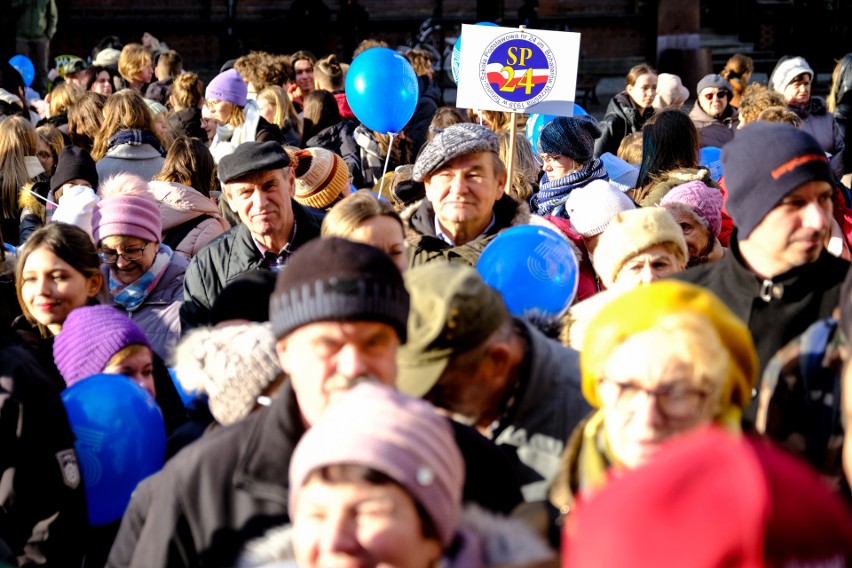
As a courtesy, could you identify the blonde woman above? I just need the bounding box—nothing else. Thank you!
[256,85,302,146]
[91,89,168,181]
[497,130,539,204]
[0,116,48,245]
[118,43,154,91]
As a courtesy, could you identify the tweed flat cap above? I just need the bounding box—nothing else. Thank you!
[218,141,291,184]
[413,123,499,182]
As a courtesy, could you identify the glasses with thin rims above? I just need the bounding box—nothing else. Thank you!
[98,241,149,263]
[204,98,222,110]
[703,91,728,101]
[598,379,711,420]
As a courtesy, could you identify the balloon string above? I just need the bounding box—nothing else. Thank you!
[378,132,396,200]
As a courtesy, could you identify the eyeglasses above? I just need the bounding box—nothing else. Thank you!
[204,98,221,110]
[598,379,711,420]
[98,241,149,263]
[703,91,728,101]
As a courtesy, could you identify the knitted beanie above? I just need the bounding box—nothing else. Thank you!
[592,207,688,288]
[599,152,639,192]
[269,237,410,341]
[205,68,247,108]
[660,180,724,237]
[722,122,832,239]
[769,56,813,93]
[51,146,99,192]
[92,174,162,244]
[413,123,499,182]
[581,281,757,413]
[289,382,464,547]
[173,322,282,425]
[53,305,152,387]
[538,114,602,163]
[564,179,636,237]
[697,74,733,95]
[292,148,349,209]
[653,73,690,110]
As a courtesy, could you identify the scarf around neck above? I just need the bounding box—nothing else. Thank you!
[109,244,173,311]
[530,158,608,217]
[107,129,168,157]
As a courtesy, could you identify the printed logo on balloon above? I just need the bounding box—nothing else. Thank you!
[479,31,556,111]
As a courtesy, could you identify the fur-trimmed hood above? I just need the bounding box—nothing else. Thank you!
[635,167,717,207]
[235,504,554,568]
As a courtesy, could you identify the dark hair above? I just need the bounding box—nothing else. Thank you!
[68,91,107,153]
[301,89,342,145]
[85,65,114,92]
[314,54,345,91]
[291,50,318,68]
[305,464,440,542]
[634,108,699,195]
[15,223,106,335]
[155,136,216,197]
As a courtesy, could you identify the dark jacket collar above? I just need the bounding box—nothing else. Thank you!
[408,194,521,239]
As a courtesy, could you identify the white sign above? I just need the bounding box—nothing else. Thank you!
[456,25,581,116]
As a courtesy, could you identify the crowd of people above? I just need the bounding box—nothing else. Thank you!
[1,29,852,568]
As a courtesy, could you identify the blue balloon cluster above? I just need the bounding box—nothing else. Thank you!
[345,48,419,134]
[476,225,579,317]
[61,374,167,526]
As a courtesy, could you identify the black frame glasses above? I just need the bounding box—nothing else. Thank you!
[98,241,149,263]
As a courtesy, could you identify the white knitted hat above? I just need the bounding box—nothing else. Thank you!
[565,179,636,237]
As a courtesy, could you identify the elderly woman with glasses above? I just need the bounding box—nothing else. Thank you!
[92,173,188,360]
[548,280,757,521]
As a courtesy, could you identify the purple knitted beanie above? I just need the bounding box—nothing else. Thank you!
[53,305,152,387]
[205,68,247,107]
[92,188,162,245]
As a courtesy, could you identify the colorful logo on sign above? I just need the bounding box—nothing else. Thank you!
[479,31,556,110]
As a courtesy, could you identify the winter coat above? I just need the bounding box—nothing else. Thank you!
[833,90,852,175]
[634,166,717,207]
[305,119,362,186]
[148,181,230,258]
[102,252,187,361]
[594,92,653,158]
[673,234,849,420]
[0,344,88,567]
[12,0,57,38]
[180,201,322,331]
[407,75,442,157]
[792,97,845,178]
[490,319,591,501]
[144,78,174,106]
[402,194,531,268]
[96,143,166,182]
[166,108,207,142]
[107,381,526,568]
[235,505,554,568]
[688,101,737,148]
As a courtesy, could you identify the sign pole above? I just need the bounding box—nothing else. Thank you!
[505,112,517,195]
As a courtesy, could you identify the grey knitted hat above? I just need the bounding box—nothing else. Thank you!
[413,123,499,182]
[697,74,733,95]
[538,114,602,163]
[172,322,283,425]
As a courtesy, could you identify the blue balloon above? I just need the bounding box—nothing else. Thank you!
[451,21,500,84]
[9,54,35,88]
[476,225,579,317]
[346,48,418,134]
[699,146,723,181]
[61,374,166,526]
[168,367,195,408]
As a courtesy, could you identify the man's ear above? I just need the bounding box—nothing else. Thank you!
[285,168,297,198]
[222,184,238,213]
[275,337,290,372]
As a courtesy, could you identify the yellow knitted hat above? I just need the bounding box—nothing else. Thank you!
[293,148,350,209]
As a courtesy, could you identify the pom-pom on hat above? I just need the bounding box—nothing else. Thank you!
[413,123,499,182]
[53,305,151,387]
[660,180,724,237]
[289,382,464,547]
[722,122,832,239]
[205,68,247,108]
[292,148,349,209]
[91,173,162,244]
[538,114,602,164]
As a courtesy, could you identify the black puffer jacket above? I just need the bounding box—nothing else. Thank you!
[179,201,322,331]
[594,92,653,158]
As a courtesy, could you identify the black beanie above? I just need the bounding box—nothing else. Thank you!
[722,122,833,239]
[269,237,410,342]
[538,114,602,163]
[51,146,99,192]
[211,270,277,325]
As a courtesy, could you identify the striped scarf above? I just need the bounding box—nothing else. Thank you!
[107,129,168,157]
[109,245,173,311]
[530,158,608,218]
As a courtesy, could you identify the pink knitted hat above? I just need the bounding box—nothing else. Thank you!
[660,180,724,237]
[53,305,151,387]
[289,382,464,547]
[92,174,162,244]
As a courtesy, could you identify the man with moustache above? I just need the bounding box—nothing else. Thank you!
[675,122,850,417]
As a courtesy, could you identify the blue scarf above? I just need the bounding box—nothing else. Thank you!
[107,129,168,157]
[109,245,173,311]
[530,158,609,217]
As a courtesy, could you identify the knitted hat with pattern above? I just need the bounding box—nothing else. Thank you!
[292,148,349,209]
[538,114,602,164]
[413,123,499,182]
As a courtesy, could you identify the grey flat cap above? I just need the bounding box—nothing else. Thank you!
[413,123,499,182]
